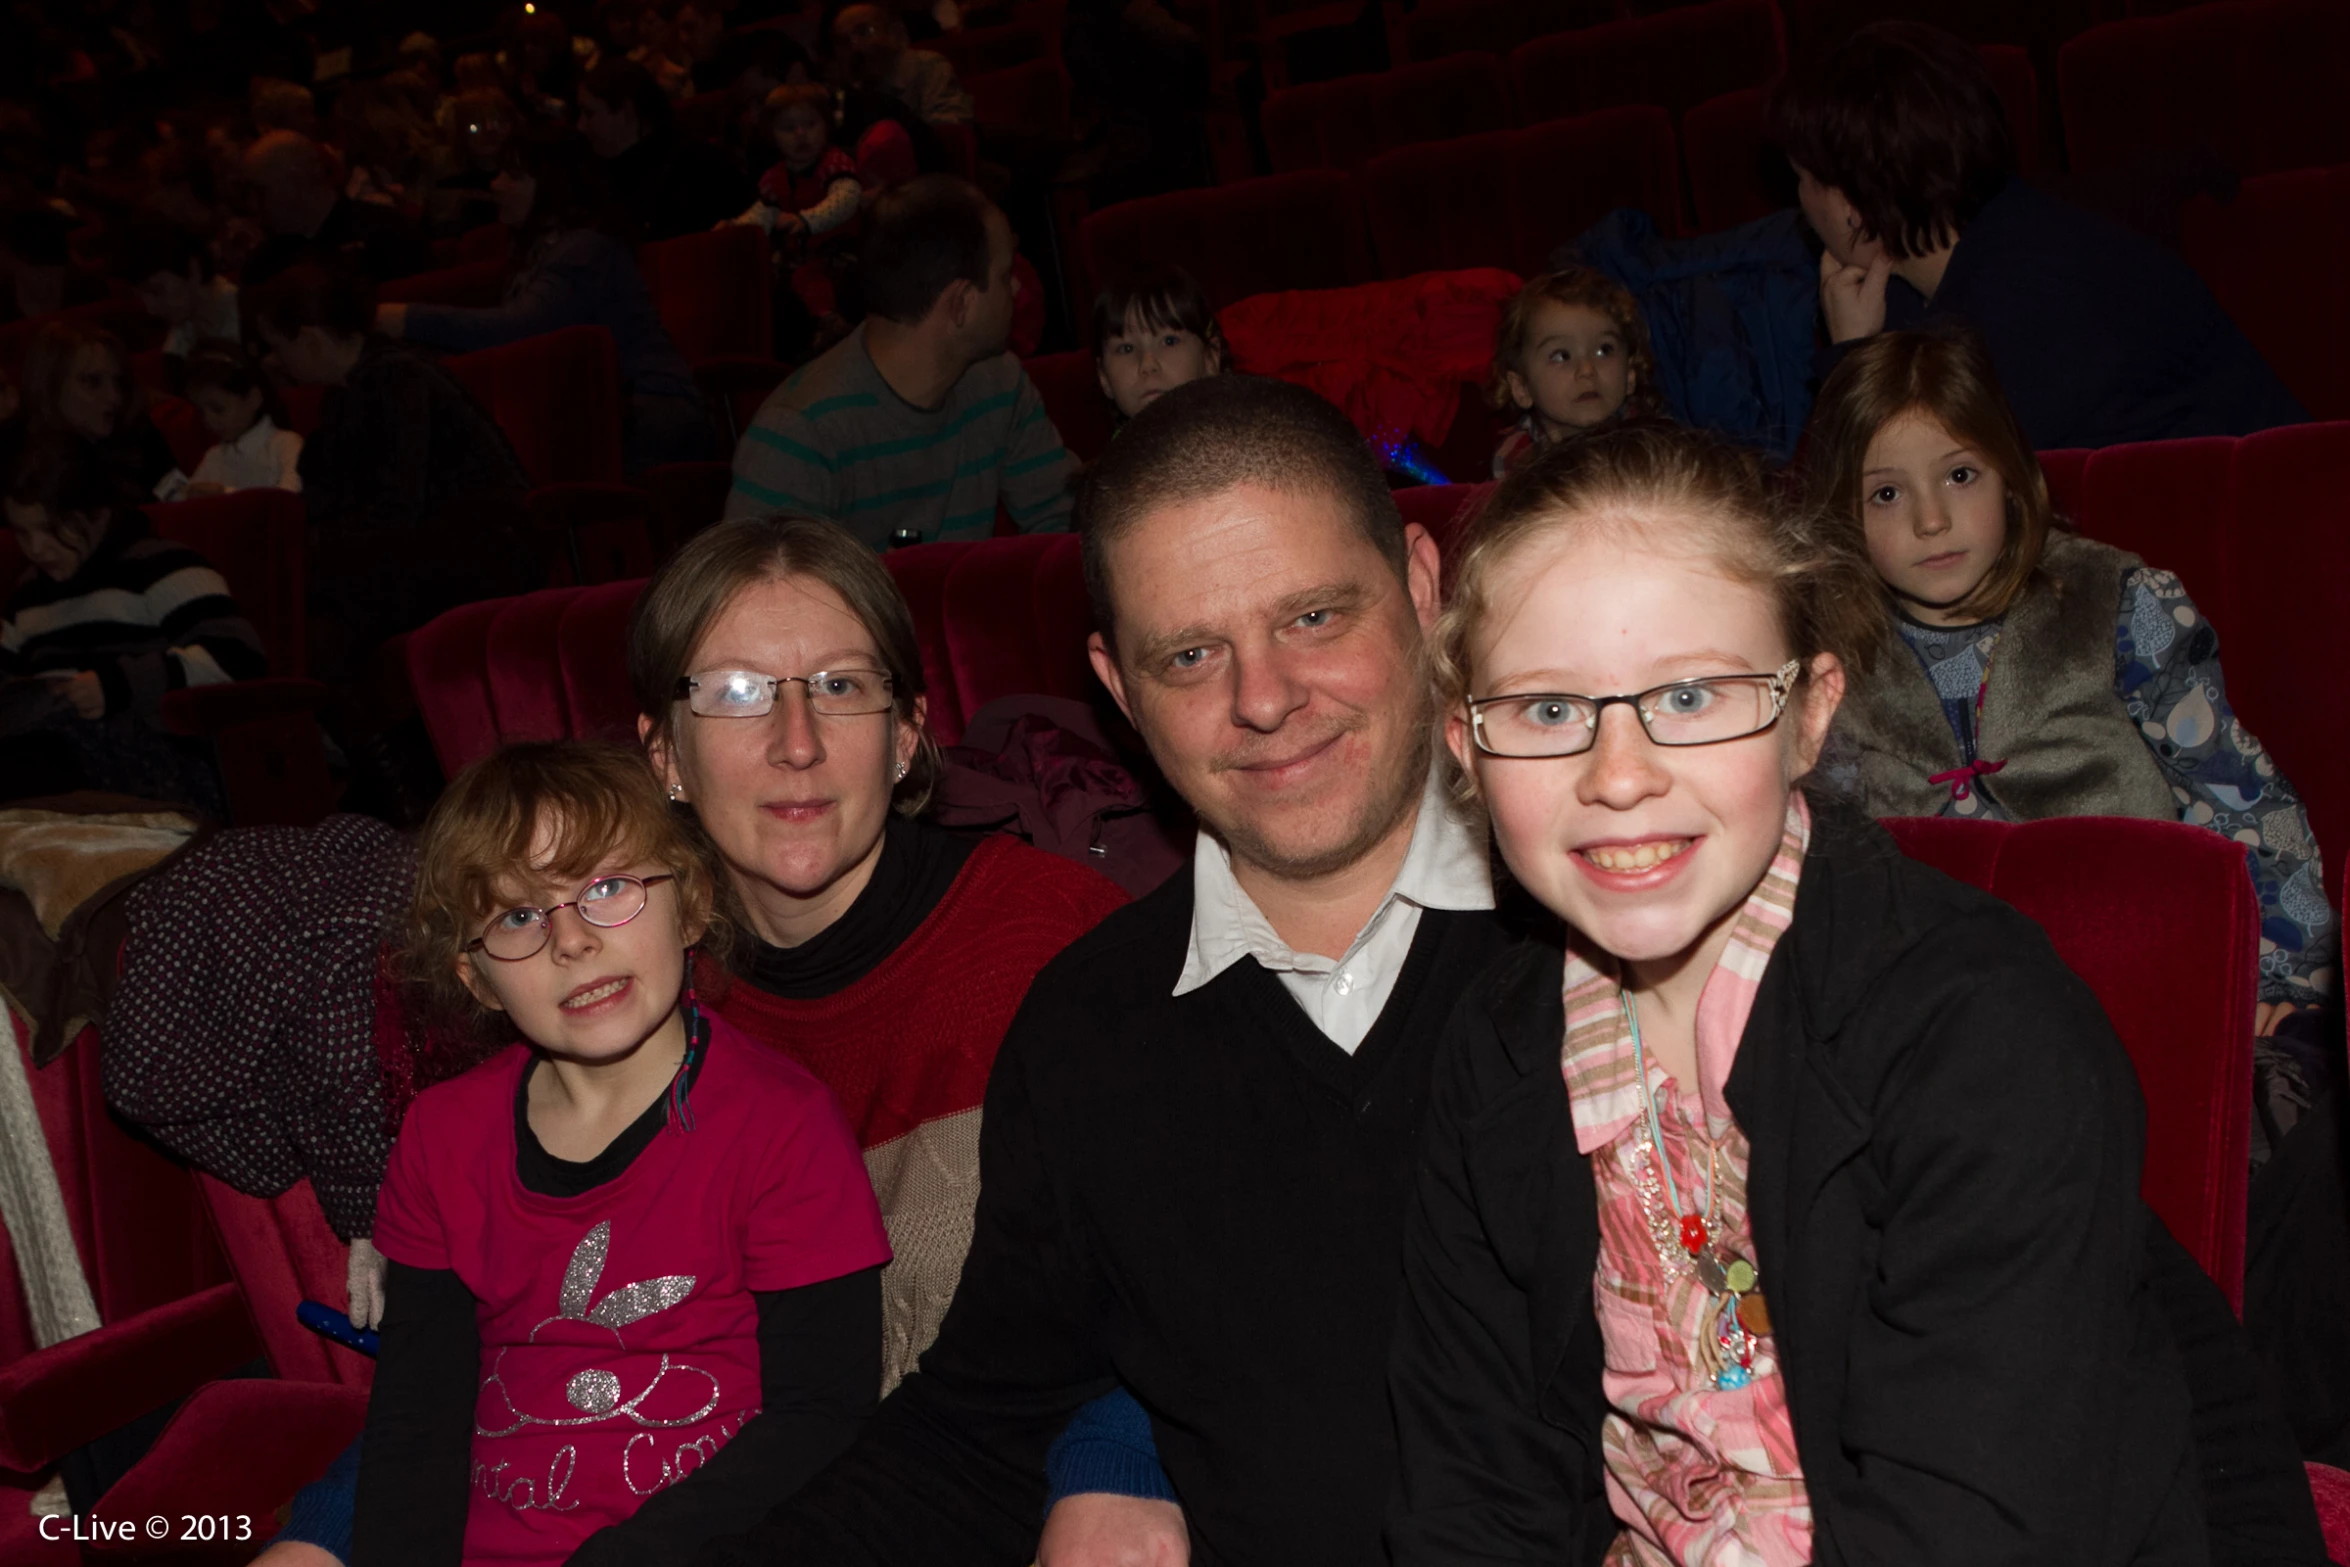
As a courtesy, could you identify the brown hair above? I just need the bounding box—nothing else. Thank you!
[1486,267,1663,420]
[180,337,289,429]
[1802,329,2051,623]
[1090,263,1225,370]
[406,739,725,1030]
[1768,21,2015,262]
[1076,373,1402,647]
[1435,421,1884,801]
[761,81,834,131]
[21,319,130,436]
[628,512,939,813]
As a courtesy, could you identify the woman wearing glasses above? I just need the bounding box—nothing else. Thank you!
[1387,423,2323,1563]
[629,514,1127,1390]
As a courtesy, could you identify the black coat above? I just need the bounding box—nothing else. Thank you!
[1390,814,2324,1566]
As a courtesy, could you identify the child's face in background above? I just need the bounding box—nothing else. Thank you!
[1097,307,1220,419]
[57,345,125,441]
[1506,299,1633,439]
[1859,409,2010,626]
[1448,522,1841,983]
[136,266,196,325]
[773,103,829,170]
[5,499,101,581]
[193,383,265,442]
[459,844,701,1068]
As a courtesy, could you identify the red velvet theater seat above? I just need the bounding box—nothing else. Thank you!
[2038,420,2350,897]
[636,226,773,366]
[1887,816,2255,1308]
[1261,52,1515,175]
[2059,0,2350,180]
[443,324,627,487]
[374,255,507,309]
[1359,108,1681,278]
[1024,349,1118,465]
[1681,45,2037,235]
[1399,0,1617,63]
[1078,171,1374,309]
[969,57,1075,146]
[1509,0,1786,131]
[2180,162,2350,422]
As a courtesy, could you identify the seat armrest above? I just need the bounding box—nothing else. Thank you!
[84,1381,368,1554]
[0,1284,261,1472]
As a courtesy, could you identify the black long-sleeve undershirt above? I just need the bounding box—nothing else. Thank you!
[351,1048,881,1566]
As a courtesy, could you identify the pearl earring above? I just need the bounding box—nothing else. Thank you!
[668,783,683,801]
[895,762,908,782]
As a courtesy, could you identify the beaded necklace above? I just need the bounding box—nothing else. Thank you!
[1621,987,1771,1389]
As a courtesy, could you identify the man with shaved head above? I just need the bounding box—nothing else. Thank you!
[239,129,427,287]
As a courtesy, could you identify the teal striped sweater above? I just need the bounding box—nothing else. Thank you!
[724,325,1075,547]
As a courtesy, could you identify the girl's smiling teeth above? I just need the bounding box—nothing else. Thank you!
[1580,838,1692,872]
[562,976,631,1010]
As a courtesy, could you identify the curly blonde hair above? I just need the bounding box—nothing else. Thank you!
[405,740,727,1034]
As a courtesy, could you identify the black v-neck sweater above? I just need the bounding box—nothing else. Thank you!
[704,872,1517,1567]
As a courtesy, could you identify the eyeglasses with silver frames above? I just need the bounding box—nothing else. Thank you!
[1466,659,1803,758]
[466,873,675,962]
[675,669,895,719]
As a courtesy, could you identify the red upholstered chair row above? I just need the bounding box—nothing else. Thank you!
[1023,348,1118,464]
[1081,107,1678,305]
[1510,0,1785,130]
[2180,162,2350,421]
[2059,0,2350,179]
[374,255,506,309]
[635,225,773,367]
[1680,44,2039,234]
[1262,52,1514,174]
[2038,420,2350,896]
[1399,0,1621,63]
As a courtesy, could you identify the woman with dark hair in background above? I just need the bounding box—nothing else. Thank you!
[380,127,721,473]
[576,57,753,241]
[1772,20,2303,452]
[16,318,180,495]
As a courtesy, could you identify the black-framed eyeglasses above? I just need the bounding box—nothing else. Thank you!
[466,874,675,962]
[675,669,895,720]
[1466,659,1803,759]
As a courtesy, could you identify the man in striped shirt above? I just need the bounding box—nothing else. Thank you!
[724,175,1076,547]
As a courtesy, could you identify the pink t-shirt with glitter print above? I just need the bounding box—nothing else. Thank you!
[371,1014,892,1567]
[1558,796,1813,1567]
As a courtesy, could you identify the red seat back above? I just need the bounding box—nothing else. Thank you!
[375,256,507,309]
[969,57,1073,142]
[2041,421,2350,894]
[1024,349,1118,465]
[2180,162,2350,422]
[1888,816,2256,1308]
[1510,0,1786,129]
[1401,0,1617,62]
[2059,0,2350,179]
[140,488,309,676]
[443,325,627,487]
[197,1177,374,1389]
[1359,108,1681,277]
[932,19,1052,76]
[1079,171,1375,309]
[637,226,773,366]
[1262,53,1515,174]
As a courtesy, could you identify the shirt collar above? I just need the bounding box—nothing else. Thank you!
[1557,793,1811,1153]
[1174,762,1495,997]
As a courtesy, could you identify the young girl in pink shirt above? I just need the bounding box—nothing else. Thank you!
[1388,422,2321,1563]
[354,741,890,1567]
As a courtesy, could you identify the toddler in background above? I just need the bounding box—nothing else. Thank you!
[155,341,303,501]
[729,83,862,246]
[1092,264,1225,423]
[1486,267,1662,478]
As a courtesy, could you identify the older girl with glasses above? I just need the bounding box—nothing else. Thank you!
[1388,422,2323,1564]
[631,513,1127,1390]
[354,739,890,1567]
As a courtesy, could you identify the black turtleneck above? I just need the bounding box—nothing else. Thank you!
[737,816,976,1000]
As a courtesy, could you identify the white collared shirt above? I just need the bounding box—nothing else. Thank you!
[1174,765,1495,1052]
